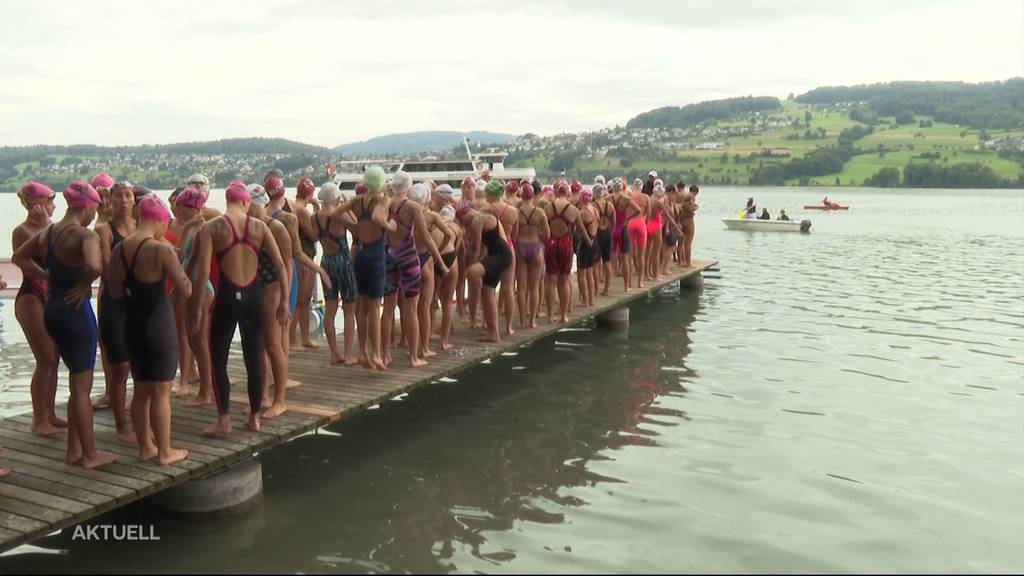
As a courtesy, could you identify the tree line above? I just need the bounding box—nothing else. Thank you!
[626,96,783,130]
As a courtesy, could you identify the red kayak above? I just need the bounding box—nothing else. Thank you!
[804,204,849,211]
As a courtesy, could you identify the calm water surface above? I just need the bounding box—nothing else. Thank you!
[0,187,1020,573]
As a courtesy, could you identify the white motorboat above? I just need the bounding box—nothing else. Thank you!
[721,218,811,232]
[332,138,535,191]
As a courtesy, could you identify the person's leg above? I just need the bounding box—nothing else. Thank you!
[150,381,187,465]
[467,262,485,331]
[325,299,341,363]
[479,286,500,343]
[500,262,515,336]
[515,256,529,328]
[185,289,214,407]
[16,297,62,436]
[297,266,317,348]
[439,260,458,350]
[240,284,265,431]
[172,293,192,396]
[131,383,156,461]
[341,300,357,364]
[402,292,426,367]
[381,293,397,366]
[418,258,435,359]
[262,287,290,419]
[356,296,370,367]
[367,298,386,371]
[109,361,134,443]
[528,253,543,328]
[203,291,235,436]
[558,273,571,322]
[70,369,117,469]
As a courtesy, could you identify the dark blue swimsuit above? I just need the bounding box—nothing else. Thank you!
[353,196,386,299]
[43,225,98,374]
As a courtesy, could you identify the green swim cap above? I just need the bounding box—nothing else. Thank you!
[363,166,386,194]
[485,179,504,198]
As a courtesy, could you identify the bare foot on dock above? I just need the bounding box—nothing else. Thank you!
[505,326,515,337]
[91,394,110,410]
[441,341,453,351]
[32,421,62,437]
[330,353,345,365]
[422,348,437,358]
[81,451,117,469]
[138,445,158,462]
[184,394,213,407]
[358,354,371,369]
[302,340,318,349]
[50,415,68,429]
[117,428,138,445]
[263,403,288,419]
[286,379,301,389]
[371,356,387,371]
[290,343,304,352]
[0,467,8,479]
[202,420,232,437]
[65,445,83,466]
[158,448,188,466]
[344,356,359,366]
[247,414,261,432]
[477,334,501,343]
[176,385,191,398]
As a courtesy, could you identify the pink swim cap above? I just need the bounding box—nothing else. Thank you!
[91,172,115,190]
[555,183,570,198]
[570,180,582,194]
[225,180,251,203]
[542,185,555,198]
[174,186,207,210]
[520,182,535,199]
[504,180,518,195]
[579,187,593,203]
[63,181,101,209]
[455,202,473,222]
[19,181,55,203]
[264,175,285,199]
[138,195,171,223]
[355,183,368,196]
[296,177,315,199]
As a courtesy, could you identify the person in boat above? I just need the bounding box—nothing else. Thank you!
[14,181,117,469]
[11,182,65,437]
[246,183,296,418]
[107,195,191,465]
[758,208,771,220]
[514,181,549,329]
[778,209,790,221]
[744,197,756,219]
[93,181,137,443]
[190,180,291,436]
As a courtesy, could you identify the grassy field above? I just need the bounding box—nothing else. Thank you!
[511,99,1024,187]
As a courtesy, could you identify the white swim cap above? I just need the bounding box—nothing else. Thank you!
[434,184,454,199]
[318,181,341,203]
[410,183,430,204]
[187,173,209,186]
[248,184,270,207]
[440,205,456,220]
[594,175,606,185]
[391,170,412,194]
[593,183,606,198]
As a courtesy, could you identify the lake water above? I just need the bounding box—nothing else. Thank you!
[0,187,1021,573]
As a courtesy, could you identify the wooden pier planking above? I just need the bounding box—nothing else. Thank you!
[0,260,715,554]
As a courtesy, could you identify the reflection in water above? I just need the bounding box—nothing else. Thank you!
[0,292,703,574]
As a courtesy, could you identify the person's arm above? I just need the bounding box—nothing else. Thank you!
[296,209,318,246]
[107,243,126,299]
[540,211,551,241]
[64,230,102,309]
[258,222,292,325]
[573,209,592,246]
[412,206,447,275]
[284,214,326,276]
[371,201,397,233]
[161,242,192,300]
[437,213,455,254]
[189,223,214,333]
[471,218,484,264]
[12,228,48,280]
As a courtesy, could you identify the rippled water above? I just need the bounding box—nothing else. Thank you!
[0,187,1021,573]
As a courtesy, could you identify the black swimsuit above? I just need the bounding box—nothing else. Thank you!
[121,238,180,382]
[99,226,130,364]
[480,215,512,289]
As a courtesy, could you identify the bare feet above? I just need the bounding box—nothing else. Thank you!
[477,333,501,343]
[410,357,428,368]
[49,415,68,429]
[176,385,191,397]
[344,356,359,366]
[247,414,261,432]
[158,448,189,466]
[441,341,453,351]
[31,421,62,437]
[0,468,8,478]
[370,356,387,371]
[330,354,345,365]
[286,379,302,389]
[505,327,515,337]
[91,394,110,410]
[289,343,304,352]
[263,403,288,419]
[117,428,138,445]
[65,446,83,466]
[202,420,231,437]
[422,349,437,358]
[138,445,159,462]
[184,394,213,407]
[81,451,117,469]
[302,341,318,349]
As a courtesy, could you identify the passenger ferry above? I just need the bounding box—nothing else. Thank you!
[331,140,535,191]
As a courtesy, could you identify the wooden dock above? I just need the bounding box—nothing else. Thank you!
[0,259,715,553]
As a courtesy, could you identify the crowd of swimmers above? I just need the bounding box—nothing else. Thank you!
[0,167,700,473]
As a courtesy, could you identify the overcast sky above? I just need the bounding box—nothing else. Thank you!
[1,0,1021,147]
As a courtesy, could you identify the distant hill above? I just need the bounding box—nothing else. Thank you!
[334,131,517,155]
[626,96,783,130]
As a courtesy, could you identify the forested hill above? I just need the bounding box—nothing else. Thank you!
[334,131,517,155]
[1,137,328,158]
[795,79,1024,129]
[626,96,783,130]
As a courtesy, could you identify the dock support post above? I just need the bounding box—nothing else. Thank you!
[154,459,263,516]
[680,273,704,292]
[596,306,629,331]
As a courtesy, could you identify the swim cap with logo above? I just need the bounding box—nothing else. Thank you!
[248,184,269,206]
[264,175,285,199]
[318,182,342,203]
[520,182,535,199]
[138,194,171,223]
[225,180,250,202]
[63,181,102,208]
[175,187,207,210]
[391,171,412,194]
[19,181,55,203]
[410,183,430,204]
[296,177,315,199]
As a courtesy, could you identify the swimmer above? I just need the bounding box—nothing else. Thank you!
[11,182,65,436]
[456,202,512,343]
[190,181,291,435]
[543,182,587,323]
[107,195,191,465]
[514,181,549,329]
[13,181,117,469]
